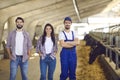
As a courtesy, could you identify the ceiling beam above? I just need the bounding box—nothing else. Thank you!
[0,0,30,9]
[72,0,81,22]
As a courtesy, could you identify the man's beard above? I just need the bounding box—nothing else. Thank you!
[17,25,23,29]
[65,27,70,30]
[65,25,70,30]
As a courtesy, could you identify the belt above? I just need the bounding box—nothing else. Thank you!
[16,55,23,57]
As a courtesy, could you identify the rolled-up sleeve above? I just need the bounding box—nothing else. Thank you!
[54,38,58,53]
[28,36,32,50]
[6,32,11,48]
[27,33,32,50]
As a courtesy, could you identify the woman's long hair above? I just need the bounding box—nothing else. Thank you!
[41,23,55,46]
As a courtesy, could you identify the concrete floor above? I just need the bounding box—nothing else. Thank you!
[0,41,107,80]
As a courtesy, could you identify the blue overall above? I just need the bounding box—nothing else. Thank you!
[60,31,77,80]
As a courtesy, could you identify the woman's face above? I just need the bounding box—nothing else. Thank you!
[45,26,52,35]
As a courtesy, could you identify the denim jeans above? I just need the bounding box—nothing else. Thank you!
[40,54,56,80]
[9,56,28,80]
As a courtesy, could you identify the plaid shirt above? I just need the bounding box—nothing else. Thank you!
[6,29,32,62]
[36,36,58,60]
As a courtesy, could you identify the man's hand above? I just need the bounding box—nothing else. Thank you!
[9,55,12,60]
[28,54,31,60]
[27,50,31,60]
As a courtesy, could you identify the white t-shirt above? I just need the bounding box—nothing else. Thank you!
[59,30,78,40]
[45,37,53,54]
[15,31,24,55]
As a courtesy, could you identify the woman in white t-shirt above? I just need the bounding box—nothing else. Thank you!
[36,23,58,80]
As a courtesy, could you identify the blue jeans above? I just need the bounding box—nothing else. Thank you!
[9,56,28,80]
[40,54,56,80]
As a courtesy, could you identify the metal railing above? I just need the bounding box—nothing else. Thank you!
[89,24,120,70]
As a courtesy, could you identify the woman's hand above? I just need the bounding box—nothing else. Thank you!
[39,53,42,57]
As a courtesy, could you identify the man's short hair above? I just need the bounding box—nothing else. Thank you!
[15,17,24,22]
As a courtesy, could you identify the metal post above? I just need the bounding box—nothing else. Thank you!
[106,48,108,57]
[115,53,119,70]
[109,49,112,62]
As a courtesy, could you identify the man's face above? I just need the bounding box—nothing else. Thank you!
[16,19,24,29]
[64,20,72,30]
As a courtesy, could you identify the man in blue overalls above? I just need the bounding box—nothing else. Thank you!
[59,17,79,80]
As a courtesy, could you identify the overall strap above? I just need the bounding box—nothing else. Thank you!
[72,31,74,40]
[62,31,68,40]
